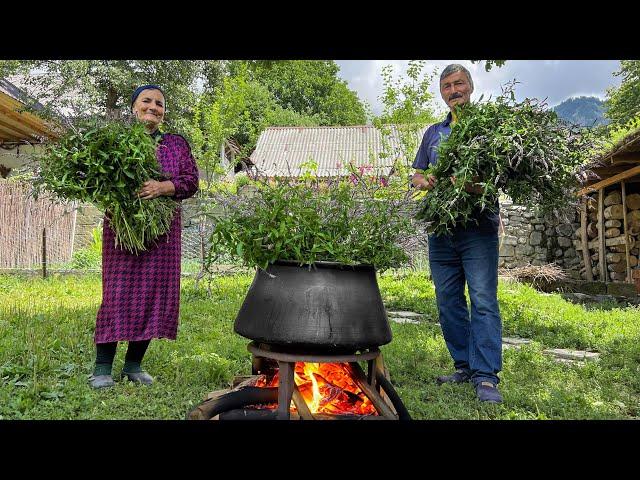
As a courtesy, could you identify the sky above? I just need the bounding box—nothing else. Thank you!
[335,60,622,118]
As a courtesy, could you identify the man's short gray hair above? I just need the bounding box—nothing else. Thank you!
[440,64,474,91]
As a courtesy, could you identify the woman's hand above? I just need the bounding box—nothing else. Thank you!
[138,180,175,199]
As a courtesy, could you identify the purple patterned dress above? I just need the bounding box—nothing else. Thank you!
[95,133,199,344]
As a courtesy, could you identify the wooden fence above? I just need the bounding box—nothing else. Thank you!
[0,180,77,269]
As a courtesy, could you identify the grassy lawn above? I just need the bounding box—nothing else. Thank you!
[1,271,639,420]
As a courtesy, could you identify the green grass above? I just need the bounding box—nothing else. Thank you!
[1,271,639,419]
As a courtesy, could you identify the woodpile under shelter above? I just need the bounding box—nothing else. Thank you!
[577,128,640,290]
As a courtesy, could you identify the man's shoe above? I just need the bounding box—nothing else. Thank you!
[436,369,471,385]
[121,370,154,385]
[475,381,503,403]
[89,374,115,389]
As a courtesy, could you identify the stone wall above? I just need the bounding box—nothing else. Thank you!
[498,200,582,279]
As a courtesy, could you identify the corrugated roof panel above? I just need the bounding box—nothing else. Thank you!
[250,125,429,177]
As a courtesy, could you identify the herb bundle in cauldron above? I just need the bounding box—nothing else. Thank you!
[417,84,595,235]
[34,120,176,254]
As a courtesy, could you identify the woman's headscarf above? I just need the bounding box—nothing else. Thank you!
[131,84,165,107]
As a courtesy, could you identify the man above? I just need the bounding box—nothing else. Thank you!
[412,64,503,403]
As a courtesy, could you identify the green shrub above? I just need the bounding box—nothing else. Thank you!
[204,161,419,271]
[71,227,102,270]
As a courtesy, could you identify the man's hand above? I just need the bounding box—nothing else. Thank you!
[412,172,436,191]
[450,175,484,194]
[138,180,175,200]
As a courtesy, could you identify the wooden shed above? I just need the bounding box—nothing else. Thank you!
[577,128,640,290]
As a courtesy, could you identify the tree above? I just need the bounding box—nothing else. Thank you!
[470,60,507,72]
[186,64,321,176]
[605,60,640,126]
[236,60,367,125]
[373,60,438,175]
[0,60,225,135]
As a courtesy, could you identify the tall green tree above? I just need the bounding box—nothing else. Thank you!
[605,60,640,126]
[235,60,367,125]
[186,64,321,175]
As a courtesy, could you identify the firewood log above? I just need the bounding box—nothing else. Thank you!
[609,271,627,281]
[628,225,640,237]
[604,191,622,206]
[588,210,598,222]
[626,210,640,226]
[605,228,621,238]
[587,222,598,238]
[610,238,636,252]
[591,252,600,261]
[631,248,640,256]
[630,256,638,267]
[604,204,625,220]
[606,252,623,263]
[626,194,640,210]
[605,219,622,229]
[608,262,628,273]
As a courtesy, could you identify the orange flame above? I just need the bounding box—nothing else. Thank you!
[253,362,378,416]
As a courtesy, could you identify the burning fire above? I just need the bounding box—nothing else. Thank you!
[254,362,378,416]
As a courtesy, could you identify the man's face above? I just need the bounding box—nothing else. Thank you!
[440,71,473,109]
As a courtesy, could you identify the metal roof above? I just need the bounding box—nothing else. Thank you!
[249,125,429,177]
[0,80,59,145]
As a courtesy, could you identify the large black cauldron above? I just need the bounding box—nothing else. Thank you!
[234,260,391,350]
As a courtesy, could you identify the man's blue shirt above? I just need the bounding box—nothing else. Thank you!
[413,111,500,234]
[412,112,453,171]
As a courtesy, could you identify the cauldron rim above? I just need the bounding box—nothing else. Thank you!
[269,259,375,271]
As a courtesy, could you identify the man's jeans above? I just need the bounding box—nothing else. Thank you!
[428,228,502,385]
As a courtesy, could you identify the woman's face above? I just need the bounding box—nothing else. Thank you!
[132,89,165,130]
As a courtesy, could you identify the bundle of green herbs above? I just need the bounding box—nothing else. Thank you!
[34,120,176,254]
[416,85,595,235]
[204,162,421,271]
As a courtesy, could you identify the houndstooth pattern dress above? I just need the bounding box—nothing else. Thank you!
[95,134,199,344]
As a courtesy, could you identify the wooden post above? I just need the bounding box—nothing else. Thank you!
[42,227,47,279]
[598,189,607,282]
[580,198,593,281]
[622,181,632,283]
[276,361,294,420]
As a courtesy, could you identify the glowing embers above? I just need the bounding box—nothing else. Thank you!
[253,362,378,416]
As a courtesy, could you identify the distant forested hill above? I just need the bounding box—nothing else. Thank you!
[552,96,608,126]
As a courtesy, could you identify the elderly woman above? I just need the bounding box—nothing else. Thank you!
[89,85,199,388]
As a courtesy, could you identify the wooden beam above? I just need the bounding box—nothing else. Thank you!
[0,117,38,140]
[580,199,593,281]
[599,189,606,282]
[622,181,632,282]
[0,101,58,139]
[579,165,640,196]
[611,152,640,164]
[590,165,639,178]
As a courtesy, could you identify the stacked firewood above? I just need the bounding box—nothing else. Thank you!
[576,190,640,282]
